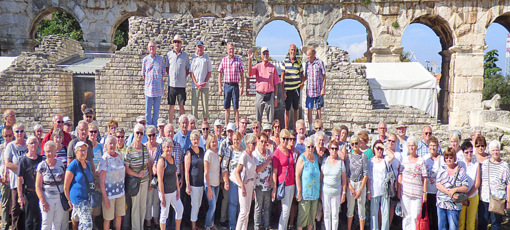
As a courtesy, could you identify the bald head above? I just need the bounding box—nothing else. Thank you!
[53,114,64,130]
[3,110,15,126]
[307,48,316,62]
[289,44,298,59]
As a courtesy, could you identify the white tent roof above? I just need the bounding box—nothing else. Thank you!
[0,57,17,73]
[359,62,439,90]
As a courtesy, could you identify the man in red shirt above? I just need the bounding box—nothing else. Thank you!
[248,47,281,123]
[41,114,72,154]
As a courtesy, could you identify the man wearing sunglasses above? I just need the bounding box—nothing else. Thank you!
[41,114,73,155]
[79,108,101,142]
[67,120,94,169]
[417,125,442,157]
[199,121,210,150]
[166,35,190,124]
[0,110,16,144]
[126,116,148,146]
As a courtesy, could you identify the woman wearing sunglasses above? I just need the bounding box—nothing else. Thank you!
[346,135,368,230]
[474,136,489,164]
[145,125,160,229]
[321,140,347,230]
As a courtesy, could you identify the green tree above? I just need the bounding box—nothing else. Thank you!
[35,11,83,43]
[400,51,412,62]
[353,56,367,63]
[113,19,129,50]
[484,49,501,79]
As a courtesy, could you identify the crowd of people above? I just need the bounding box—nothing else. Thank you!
[0,36,509,230]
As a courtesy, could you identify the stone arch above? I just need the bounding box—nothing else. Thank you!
[29,7,82,42]
[326,15,374,62]
[253,17,304,47]
[403,14,454,122]
[109,12,147,45]
[488,12,510,32]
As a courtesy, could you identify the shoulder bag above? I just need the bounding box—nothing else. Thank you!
[488,161,506,215]
[384,159,398,201]
[125,147,145,196]
[78,161,102,208]
[276,152,291,201]
[45,161,71,211]
[416,202,430,230]
[451,166,468,203]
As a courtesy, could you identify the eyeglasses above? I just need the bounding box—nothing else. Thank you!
[2,135,13,138]
[135,131,144,135]
[315,127,322,130]
[14,130,24,133]
[330,147,338,151]
[202,128,209,131]
[253,126,260,129]
[147,133,156,138]
[351,142,359,146]
[116,136,124,139]
[64,123,72,127]
[445,156,455,159]
[376,147,384,151]
[240,121,247,124]
[464,150,473,154]
[476,145,485,148]
[424,132,432,136]
[283,137,292,141]
[274,126,280,129]
[262,53,269,55]
[56,121,64,124]
[86,115,93,119]
[387,139,396,143]
[306,146,314,149]
[260,140,267,144]
[89,130,98,134]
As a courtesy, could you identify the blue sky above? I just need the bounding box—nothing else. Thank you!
[256,20,509,75]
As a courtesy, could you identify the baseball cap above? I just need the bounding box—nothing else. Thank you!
[157,118,167,127]
[83,108,94,114]
[262,124,272,130]
[196,41,204,46]
[261,47,269,53]
[396,121,407,129]
[214,119,223,127]
[226,123,235,132]
[63,116,72,124]
[74,141,89,149]
[136,116,146,123]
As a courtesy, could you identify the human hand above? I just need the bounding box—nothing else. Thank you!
[42,202,50,213]
[354,190,362,200]
[320,88,325,96]
[207,188,213,200]
[283,91,287,100]
[247,49,254,60]
[186,186,191,195]
[104,198,110,210]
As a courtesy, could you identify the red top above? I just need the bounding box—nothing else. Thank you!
[272,148,295,186]
[40,129,72,155]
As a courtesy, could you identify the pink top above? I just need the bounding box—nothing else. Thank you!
[272,148,295,186]
[250,62,280,93]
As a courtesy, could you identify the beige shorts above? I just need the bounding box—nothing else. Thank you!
[102,196,126,221]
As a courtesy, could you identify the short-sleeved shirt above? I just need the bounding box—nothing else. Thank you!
[368,157,391,197]
[222,148,244,183]
[253,148,272,191]
[423,154,445,194]
[363,148,374,160]
[4,142,28,188]
[399,156,427,199]
[56,147,68,168]
[304,58,326,98]
[272,148,295,186]
[204,149,220,187]
[282,56,303,90]
[347,153,368,182]
[458,157,479,198]
[417,140,443,158]
[67,160,94,204]
[123,145,150,183]
[142,54,166,97]
[480,160,510,202]
[187,147,205,187]
[18,154,43,190]
[436,166,469,210]
[37,160,65,198]
[396,137,408,155]
[67,138,94,168]
[98,153,125,199]
[166,50,189,88]
[0,143,8,181]
[299,154,320,200]
[174,131,191,156]
[218,56,244,83]
[155,140,184,176]
[250,62,280,93]
[190,54,213,89]
[239,151,257,185]
[92,144,103,171]
[322,156,345,196]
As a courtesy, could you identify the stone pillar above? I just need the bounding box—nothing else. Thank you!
[370,46,403,63]
[447,45,484,128]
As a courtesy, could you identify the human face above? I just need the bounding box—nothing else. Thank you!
[89,127,98,141]
[374,144,385,157]
[27,139,38,153]
[307,49,315,62]
[317,135,325,148]
[378,124,387,136]
[115,132,125,145]
[53,115,64,130]
[428,142,438,155]
[444,155,456,168]
[108,125,117,135]
[84,113,94,123]
[134,129,144,142]
[191,136,199,147]
[288,135,296,149]
[214,125,223,137]
[210,138,218,152]
[196,45,204,56]
[173,40,182,52]
[351,140,359,151]
[491,147,501,159]
[138,120,147,127]
[408,141,417,155]
[233,135,241,148]
[63,122,73,133]
[475,143,486,155]
[252,124,260,136]
[163,142,174,154]
[261,51,269,62]
[289,44,297,58]
[305,143,314,154]
[273,123,281,134]
[189,120,196,131]
[148,42,157,56]
[332,132,340,142]
[422,127,432,142]
[158,125,165,136]
[106,139,117,154]
[202,124,210,137]
[340,129,348,142]
[14,127,24,142]
[76,146,88,161]
[314,125,323,133]
[263,129,271,137]
[463,147,474,161]
[164,125,175,139]
[3,110,15,126]
[34,128,43,139]
[239,119,248,132]
[227,44,235,58]
[2,129,13,144]
[53,135,63,145]
[227,130,234,141]
[329,144,339,158]
[147,130,156,142]
[179,118,188,134]
[396,127,407,137]
[281,135,292,149]
[296,123,305,135]
[246,139,257,152]
[45,145,57,160]
[258,136,268,150]
[387,136,397,150]
[449,137,459,150]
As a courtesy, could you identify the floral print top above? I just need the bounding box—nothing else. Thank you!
[480,160,510,202]
[253,148,272,191]
[299,154,320,201]
[399,156,427,199]
[436,166,469,210]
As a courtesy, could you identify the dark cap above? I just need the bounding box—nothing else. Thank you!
[83,108,94,114]
[196,41,204,46]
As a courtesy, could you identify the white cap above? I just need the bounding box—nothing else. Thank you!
[226,123,235,131]
[136,116,146,123]
[214,119,223,127]
[74,141,89,149]
[63,116,72,123]
[261,47,269,53]
[262,123,272,130]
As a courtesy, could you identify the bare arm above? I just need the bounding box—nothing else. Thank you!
[4,157,18,173]
[295,157,304,201]
[218,73,223,95]
[234,163,245,195]
[35,172,45,204]
[191,73,199,88]
[184,152,191,194]
[469,166,481,196]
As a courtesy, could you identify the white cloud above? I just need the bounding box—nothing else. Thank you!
[346,41,367,59]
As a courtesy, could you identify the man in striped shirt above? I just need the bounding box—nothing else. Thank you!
[304,48,326,132]
[217,43,245,127]
[281,44,304,129]
[142,41,166,127]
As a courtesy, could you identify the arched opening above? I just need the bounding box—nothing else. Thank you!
[327,18,372,62]
[484,14,510,106]
[255,19,303,61]
[111,13,146,50]
[31,8,83,45]
[401,15,454,122]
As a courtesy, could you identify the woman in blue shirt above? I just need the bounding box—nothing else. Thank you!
[295,137,320,230]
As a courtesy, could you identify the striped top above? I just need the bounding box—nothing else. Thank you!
[480,160,510,202]
[282,56,303,90]
[399,156,427,199]
[124,145,150,183]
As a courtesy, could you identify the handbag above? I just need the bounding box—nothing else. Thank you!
[150,175,158,189]
[45,161,71,211]
[78,161,103,208]
[488,161,506,215]
[384,160,398,201]
[276,152,291,201]
[125,147,145,196]
[451,166,468,203]
[416,202,430,230]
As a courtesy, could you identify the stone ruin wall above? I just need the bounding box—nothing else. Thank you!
[34,35,84,64]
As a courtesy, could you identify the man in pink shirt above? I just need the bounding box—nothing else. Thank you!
[248,47,281,123]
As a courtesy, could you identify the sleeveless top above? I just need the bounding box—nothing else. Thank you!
[300,154,320,200]
[188,147,205,187]
[162,157,177,194]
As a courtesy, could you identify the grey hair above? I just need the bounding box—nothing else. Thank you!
[190,130,201,139]
[52,128,64,138]
[187,114,197,122]
[133,123,145,133]
[33,124,43,131]
[146,125,157,134]
[304,136,315,147]
[407,136,417,145]
[349,135,360,143]
[315,131,326,145]
[450,133,460,142]
[77,120,88,128]
[178,114,188,123]
[244,133,256,145]
[26,135,39,145]
[489,140,501,151]
[13,123,24,131]
[104,135,117,148]
[44,141,57,152]
[161,137,173,148]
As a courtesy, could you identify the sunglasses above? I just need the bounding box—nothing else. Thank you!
[64,123,72,126]
[86,115,93,119]
[387,139,396,143]
[464,150,473,154]
[351,142,359,146]
[283,137,292,141]
[260,140,267,144]
[476,145,485,148]
[173,41,181,44]
[376,147,384,151]
[89,130,98,134]
[202,128,209,131]
[253,126,260,129]
[330,147,338,151]
[424,132,432,135]
[306,146,314,149]
[315,127,322,130]
[274,126,280,129]
[56,121,64,124]
[116,136,125,139]
[14,130,24,133]
[135,131,144,135]
[148,133,156,138]
[250,142,257,145]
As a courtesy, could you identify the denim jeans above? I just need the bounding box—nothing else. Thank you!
[228,181,239,229]
[204,184,219,228]
[478,201,503,230]
[145,96,161,126]
[370,195,389,230]
[437,207,460,230]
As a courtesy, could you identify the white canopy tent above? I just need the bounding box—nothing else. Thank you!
[354,62,440,117]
